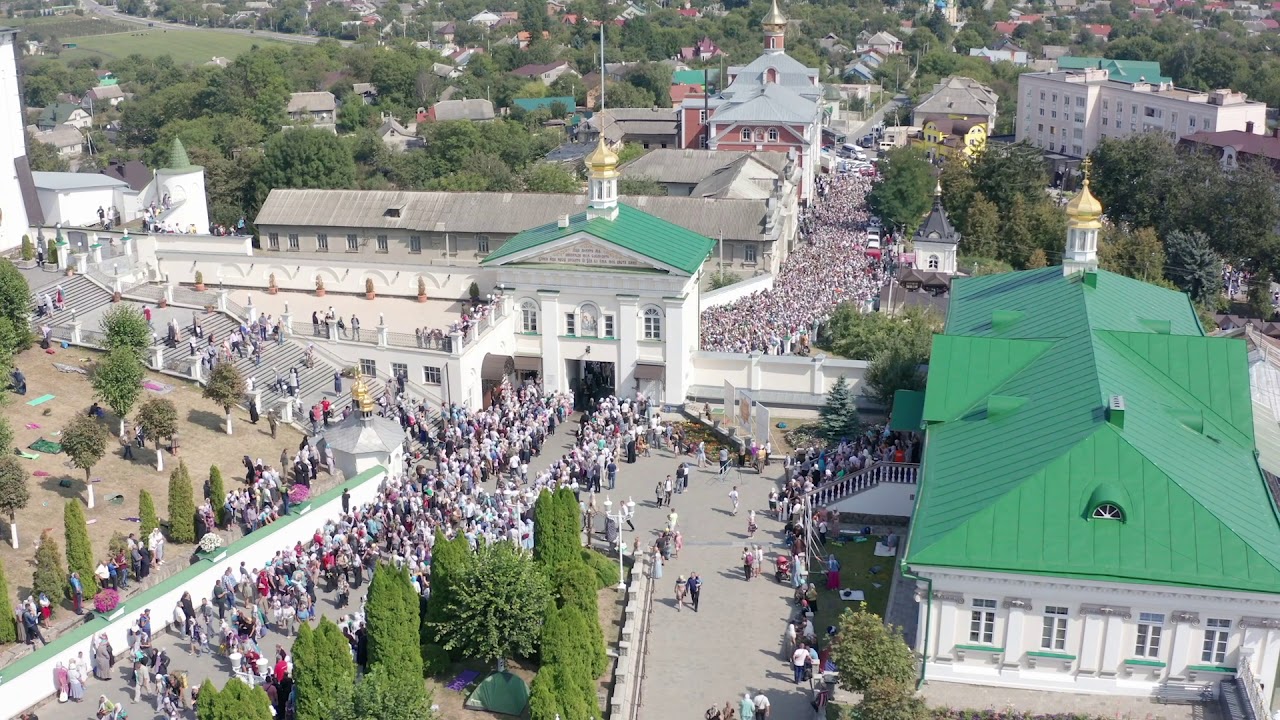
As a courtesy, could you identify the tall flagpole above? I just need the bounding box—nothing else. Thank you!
[599,22,606,113]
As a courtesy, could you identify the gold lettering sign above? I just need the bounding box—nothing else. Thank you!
[533,241,648,268]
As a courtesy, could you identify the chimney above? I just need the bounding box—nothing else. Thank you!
[557,214,570,228]
[1247,121,1256,134]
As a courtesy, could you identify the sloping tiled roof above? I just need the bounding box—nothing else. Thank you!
[620,148,786,185]
[432,98,495,121]
[906,266,1280,593]
[914,77,998,119]
[480,203,715,275]
[913,196,959,245]
[712,83,818,124]
[286,92,336,113]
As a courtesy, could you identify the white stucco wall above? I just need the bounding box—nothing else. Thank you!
[36,186,119,227]
[829,481,915,516]
[0,466,390,715]
[0,31,31,254]
[700,273,775,309]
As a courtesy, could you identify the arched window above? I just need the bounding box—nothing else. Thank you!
[578,303,600,337]
[520,300,539,334]
[766,68,778,84]
[767,128,779,142]
[1091,503,1124,521]
[928,255,940,270]
[643,306,663,340]
[740,128,751,142]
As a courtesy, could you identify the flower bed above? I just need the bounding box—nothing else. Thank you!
[288,484,310,504]
[198,532,224,553]
[92,589,120,613]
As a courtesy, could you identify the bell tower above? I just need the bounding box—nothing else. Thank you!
[584,136,619,220]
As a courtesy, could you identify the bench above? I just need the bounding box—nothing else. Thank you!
[1153,682,1213,704]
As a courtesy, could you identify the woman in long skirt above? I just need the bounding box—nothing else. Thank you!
[825,554,841,590]
[651,544,664,579]
[69,657,86,702]
[54,662,70,702]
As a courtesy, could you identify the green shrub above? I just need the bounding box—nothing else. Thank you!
[0,561,17,643]
[108,531,129,558]
[167,461,196,543]
[48,243,58,264]
[139,490,158,538]
[209,465,226,527]
[64,500,98,598]
[468,281,480,300]
[580,548,620,589]
[32,530,66,607]
[421,642,451,677]
[20,236,33,261]
[556,561,598,611]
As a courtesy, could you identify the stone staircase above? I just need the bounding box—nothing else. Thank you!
[802,461,919,556]
[29,274,114,329]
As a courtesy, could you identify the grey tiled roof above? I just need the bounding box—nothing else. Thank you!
[913,77,998,120]
[620,149,787,185]
[324,413,404,454]
[712,83,818,124]
[255,189,777,241]
[432,98,495,122]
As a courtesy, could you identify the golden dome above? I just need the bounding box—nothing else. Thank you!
[585,136,619,174]
[1066,160,1104,225]
[762,0,787,29]
[351,374,375,415]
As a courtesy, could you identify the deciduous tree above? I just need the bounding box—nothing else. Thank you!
[830,604,917,694]
[62,415,108,507]
[136,397,177,470]
[99,305,152,358]
[63,500,98,598]
[865,345,927,409]
[93,348,145,436]
[431,540,551,663]
[868,147,934,235]
[0,261,31,358]
[203,362,245,435]
[253,129,358,207]
[0,456,30,549]
[1099,226,1166,283]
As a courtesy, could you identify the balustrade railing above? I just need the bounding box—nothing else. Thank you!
[803,462,920,507]
[1238,658,1268,720]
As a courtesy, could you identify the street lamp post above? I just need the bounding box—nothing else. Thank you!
[602,496,631,590]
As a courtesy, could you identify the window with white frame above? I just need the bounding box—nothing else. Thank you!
[520,300,539,333]
[970,599,997,644]
[928,255,940,270]
[409,235,422,253]
[391,362,407,381]
[359,358,377,377]
[346,234,359,251]
[268,233,279,250]
[376,235,388,253]
[744,245,757,264]
[767,128,779,142]
[317,233,329,252]
[288,233,299,251]
[564,312,576,336]
[603,315,614,338]
[1202,618,1230,664]
[740,128,751,141]
[422,366,442,384]
[1135,612,1164,657]
[643,307,663,341]
[1041,606,1068,650]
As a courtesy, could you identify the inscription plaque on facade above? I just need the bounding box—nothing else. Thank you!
[534,241,648,268]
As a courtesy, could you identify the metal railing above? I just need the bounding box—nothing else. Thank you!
[386,331,420,349]
[1237,657,1268,720]
[803,461,920,508]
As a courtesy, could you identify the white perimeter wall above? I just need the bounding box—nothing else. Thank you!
[0,466,389,716]
[692,352,870,398]
[700,273,774,309]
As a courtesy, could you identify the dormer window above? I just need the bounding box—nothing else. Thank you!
[741,128,751,142]
[766,67,778,84]
[1091,503,1124,521]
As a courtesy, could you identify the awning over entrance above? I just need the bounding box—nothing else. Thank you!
[889,389,925,432]
[481,353,514,379]
[634,363,665,381]
[513,355,542,372]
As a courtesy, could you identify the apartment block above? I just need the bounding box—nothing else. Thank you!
[1015,68,1267,158]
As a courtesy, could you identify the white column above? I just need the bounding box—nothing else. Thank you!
[1259,627,1280,708]
[935,601,959,660]
[121,235,133,258]
[163,284,174,305]
[216,289,228,313]
[90,243,102,265]
[70,320,82,344]
[377,314,388,348]
[617,295,639,396]
[1168,617,1197,680]
[748,351,762,390]
[151,345,165,371]
[1100,614,1125,676]
[245,294,258,324]
[278,397,294,423]
[281,302,293,335]
[55,241,68,270]
[1002,604,1028,669]
[662,297,685,405]
[539,290,563,394]
[1077,615,1106,674]
[810,354,825,396]
[190,360,202,383]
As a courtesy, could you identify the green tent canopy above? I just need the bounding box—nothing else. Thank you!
[464,672,529,716]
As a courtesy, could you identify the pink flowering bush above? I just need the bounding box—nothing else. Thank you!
[288,485,310,504]
[93,589,120,613]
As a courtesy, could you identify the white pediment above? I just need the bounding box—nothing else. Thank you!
[491,232,684,275]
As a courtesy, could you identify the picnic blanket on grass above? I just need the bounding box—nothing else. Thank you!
[52,363,87,375]
[29,438,62,454]
[445,670,481,691]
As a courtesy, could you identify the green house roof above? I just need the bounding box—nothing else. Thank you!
[1057,57,1171,85]
[481,204,715,275]
[511,96,575,113]
[905,266,1280,593]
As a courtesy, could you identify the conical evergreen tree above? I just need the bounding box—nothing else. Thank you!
[292,619,355,720]
[209,465,227,527]
[139,490,158,538]
[0,561,16,643]
[32,530,65,607]
[63,500,98,598]
[167,461,196,543]
[365,562,423,682]
[819,376,860,442]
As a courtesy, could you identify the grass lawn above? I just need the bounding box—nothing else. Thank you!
[810,533,893,634]
[59,28,286,64]
[9,15,135,37]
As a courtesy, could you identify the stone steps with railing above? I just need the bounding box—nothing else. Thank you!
[30,274,113,329]
[803,461,919,557]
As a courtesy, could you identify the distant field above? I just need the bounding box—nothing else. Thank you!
[58,27,286,64]
[6,14,134,38]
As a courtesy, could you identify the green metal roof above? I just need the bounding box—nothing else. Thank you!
[906,267,1280,593]
[480,204,715,275]
[1057,57,1171,85]
[512,96,575,113]
[889,389,926,432]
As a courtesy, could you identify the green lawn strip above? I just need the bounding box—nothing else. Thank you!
[811,535,892,634]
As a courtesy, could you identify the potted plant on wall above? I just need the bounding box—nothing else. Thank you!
[417,276,427,303]
[268,273,278,295]
[194,271,206,291]
[315,275,325,297]
[365,278,375,300]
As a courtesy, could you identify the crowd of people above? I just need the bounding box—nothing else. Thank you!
[699,173,888,354]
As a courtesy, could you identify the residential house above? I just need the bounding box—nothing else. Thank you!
[677,7,700,18]
[353,82,378,104]
[83,84,125,109]
[94,70,117,86]
[1082,23,1113,39]
[100,159,151,191]
[29,124,83,157]
[285,91,338,132]
[469,10,501,26]
[511,96,576,114]
[581,72,603,107]
[592,107,679,148]
[913,116,988,160]
[511,60,577,86]
[430,98,496,122]
[969,47,1030,65]
[857,30,902,55]
[819,33,850,54]
[1180,124,1280,172]
[679,36,722,61]
[912,77,1000,132]
[844,49,886,82]
[669,84,704,107]
[376,118,425,152]
[36,102,90,130]
[432,21,456,43]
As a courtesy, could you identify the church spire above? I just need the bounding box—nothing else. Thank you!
[762,0,787,53]
[1063,159,1103,276]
